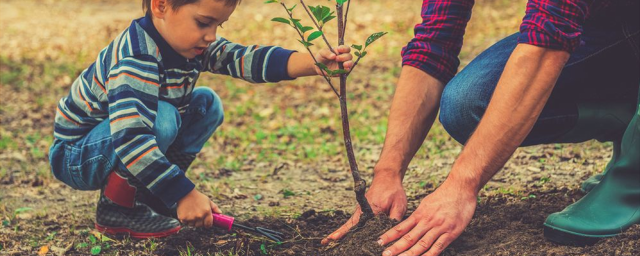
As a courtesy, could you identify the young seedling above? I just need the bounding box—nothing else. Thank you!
[265,0,386,226]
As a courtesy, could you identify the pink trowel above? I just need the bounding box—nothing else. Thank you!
[212,213,284,242]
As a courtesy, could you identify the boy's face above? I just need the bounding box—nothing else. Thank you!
[152,0,236,59]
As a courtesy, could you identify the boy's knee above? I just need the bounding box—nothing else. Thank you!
[439,75,491,144]
[155,101,181,150]
[192,87,224,127]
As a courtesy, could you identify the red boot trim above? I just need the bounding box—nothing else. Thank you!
[94,223,181,239]
[104,171,136,208]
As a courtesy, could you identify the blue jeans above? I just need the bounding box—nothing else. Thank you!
[440,8,640,146]
[49,87,224,190]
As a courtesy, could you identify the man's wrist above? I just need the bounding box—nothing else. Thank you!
[443,168,483,195]
[373,165,404,182]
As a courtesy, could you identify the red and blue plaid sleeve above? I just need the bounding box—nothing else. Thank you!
[401,0,475,84]
[518,0,595,52]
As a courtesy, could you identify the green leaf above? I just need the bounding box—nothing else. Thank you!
[307,31,323,42]
[365,32,388,47]
[88,235,97,244]
[332,69,348,75]
[253,194,263,201]
[322,15,336,25]
[351,44,362,51]
[291,19,303,30]
[287,4,297,12]
[336,0,348,5]
[281,189,296,198]
[271,17,290,25]
[321,6,332,20]
[263,0,278,3]
[260,243,268,255]
[14,207,32,215]
[90,245,102,255]
[297,39,313,48]
[315,62,329,71]
[300,26,313,33]
[76,243,89,249]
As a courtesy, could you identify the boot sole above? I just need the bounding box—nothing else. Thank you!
[543,224,616,246]
[95,223,181,239]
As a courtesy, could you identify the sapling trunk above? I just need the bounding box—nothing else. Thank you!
[268,0,386,227]
[335,3,374,226]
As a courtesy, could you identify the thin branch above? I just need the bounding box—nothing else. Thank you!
[281,3,340,98]
[343,0,351,36]
[300,0,337,56]
[346,55,361,77]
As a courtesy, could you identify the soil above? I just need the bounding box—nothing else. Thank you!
[3,182,639,255]
[324,215,397,256]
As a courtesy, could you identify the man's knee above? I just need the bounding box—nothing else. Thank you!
[192,87,224,128]
[155,101,181,151]
[439,74,492,144]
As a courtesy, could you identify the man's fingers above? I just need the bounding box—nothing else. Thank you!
[389,202,406,221]
[381,222,428,256]
[321,209,362,245]
[423,234,453,256]
[404,229,441,256]
[378,217,417,246]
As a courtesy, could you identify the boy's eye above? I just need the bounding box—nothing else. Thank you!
[196,20,211,28]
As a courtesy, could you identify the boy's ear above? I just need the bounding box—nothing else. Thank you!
[150,0,168,19]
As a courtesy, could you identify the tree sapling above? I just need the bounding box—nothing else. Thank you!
[265,0,387,227]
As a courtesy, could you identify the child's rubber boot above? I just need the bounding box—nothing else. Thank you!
[554,102,634,193]
[95,169,181,239]
[544,105,640,246]
[138,149,197,218]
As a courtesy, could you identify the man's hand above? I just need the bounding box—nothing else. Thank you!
[378,180,477,256]
[314,45,353,76]
[177,189,222,228]
[321,173,407,245]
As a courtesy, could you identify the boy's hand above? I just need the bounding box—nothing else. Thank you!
[177,189,222,228]
[315,45,353,76]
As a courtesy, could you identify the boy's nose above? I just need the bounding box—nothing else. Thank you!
[204,28,217,43]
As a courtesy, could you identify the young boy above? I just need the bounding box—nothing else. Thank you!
[49,0,352,238]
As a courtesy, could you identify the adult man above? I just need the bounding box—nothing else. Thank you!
[321,1,639,255]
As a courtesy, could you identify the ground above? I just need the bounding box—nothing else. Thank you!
[0,0,638,255]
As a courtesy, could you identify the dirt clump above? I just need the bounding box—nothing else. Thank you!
[324,215,396,256]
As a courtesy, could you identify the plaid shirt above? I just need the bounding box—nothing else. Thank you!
[402,0,628,84]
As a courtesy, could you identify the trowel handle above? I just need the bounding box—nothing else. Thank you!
[212,213,234,231]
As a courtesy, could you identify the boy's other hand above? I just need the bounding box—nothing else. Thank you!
[177,189,222,228]
[315,45,353,76]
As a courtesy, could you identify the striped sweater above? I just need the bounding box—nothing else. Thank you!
[53,15,294,207]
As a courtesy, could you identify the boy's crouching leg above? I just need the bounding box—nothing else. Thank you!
[95,169,181,239]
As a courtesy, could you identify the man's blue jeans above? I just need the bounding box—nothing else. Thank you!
[440,9,639,146]
[49,87,224,190]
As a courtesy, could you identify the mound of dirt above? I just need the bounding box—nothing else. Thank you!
[323,215,397,256]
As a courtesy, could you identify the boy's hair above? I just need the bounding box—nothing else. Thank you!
[143,0,241,14]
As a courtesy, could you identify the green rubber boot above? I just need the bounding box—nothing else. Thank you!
[544,104,640,246]
[579,142,620,193]
[555,102,634,193]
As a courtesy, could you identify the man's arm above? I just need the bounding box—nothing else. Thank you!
[378,44,570,256]
[375,66,444,180]
[447,44,569,192]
